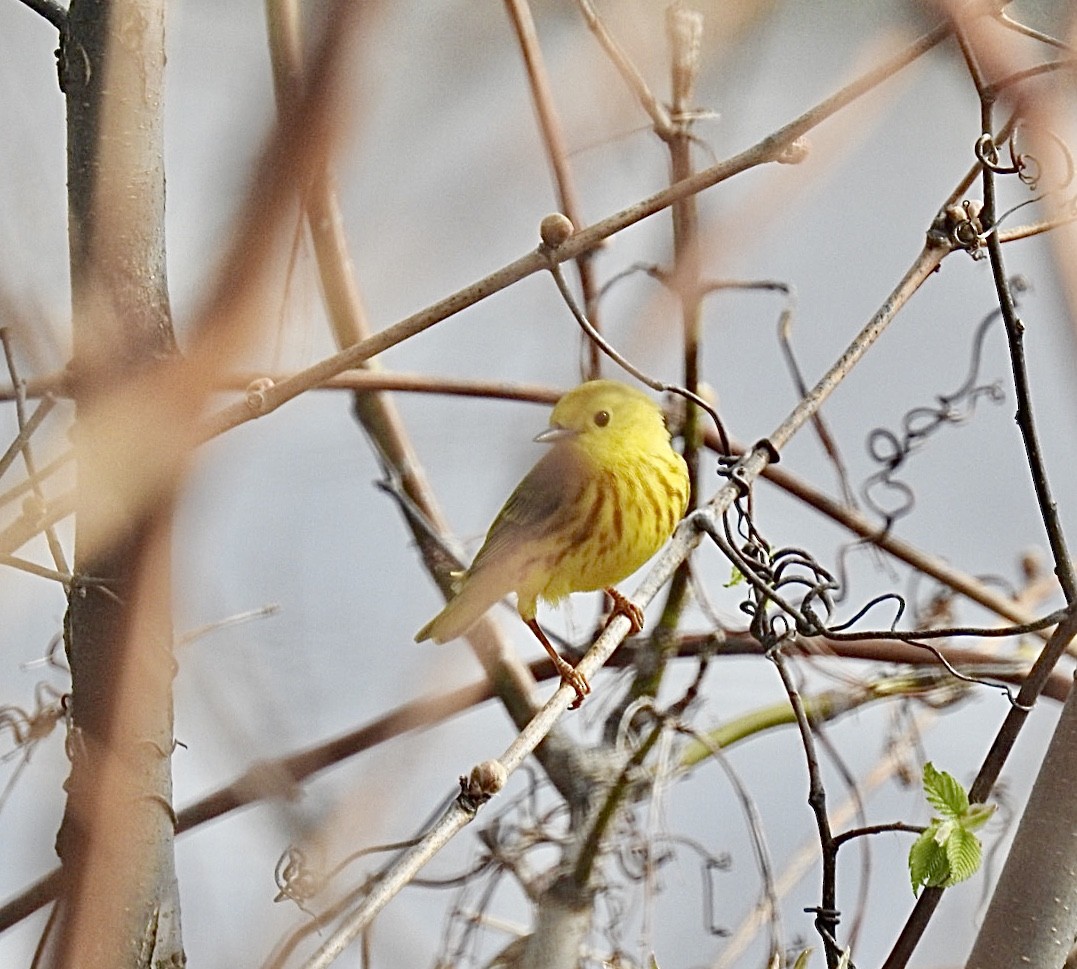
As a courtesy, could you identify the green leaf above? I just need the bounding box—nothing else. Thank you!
[909,826,951,894]
[963,803,997,832]
[922,762,969,818]
[790,949,813,969]
[945,824,982,886]
[910,765,994,895]
[724,566,745,588]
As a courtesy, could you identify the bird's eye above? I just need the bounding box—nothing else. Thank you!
[593,410,610,427]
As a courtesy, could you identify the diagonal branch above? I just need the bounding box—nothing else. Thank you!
[14,0,66,31]
[284,206,955,969]
[200,19,951,444]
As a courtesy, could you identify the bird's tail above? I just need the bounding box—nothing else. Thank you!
[415,567,513,644]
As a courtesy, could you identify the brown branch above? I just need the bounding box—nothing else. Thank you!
[505,0,602,377]
[14,0,66,31]
[5,622,1065,937]
[199,20,951,444]
[263,0,598,832]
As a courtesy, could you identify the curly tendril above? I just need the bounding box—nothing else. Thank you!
[860,285,1022,534]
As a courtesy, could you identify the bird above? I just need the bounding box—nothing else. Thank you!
[415,379,691,707]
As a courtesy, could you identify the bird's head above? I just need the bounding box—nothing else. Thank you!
[535,379,670,462]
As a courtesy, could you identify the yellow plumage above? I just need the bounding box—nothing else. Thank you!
[416,379,690,705]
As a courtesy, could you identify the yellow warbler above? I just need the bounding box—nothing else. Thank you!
[415,379,690,706]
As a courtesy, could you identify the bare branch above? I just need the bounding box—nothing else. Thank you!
[14,0,66,31]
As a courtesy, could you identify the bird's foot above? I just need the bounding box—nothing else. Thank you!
[604,587,644,635]
[526,617,591,709]
[553,655,591,710]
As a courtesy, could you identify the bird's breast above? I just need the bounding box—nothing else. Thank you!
[535,448,689,604]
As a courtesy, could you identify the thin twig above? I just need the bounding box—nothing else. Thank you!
[200,20,950,443]
[294,177,958,969]
[0,450,73,511]
[984,58,1077,98]
[572,716,666,886]
[998,209,1077,242]
[773,288,858,508]
[882,607,1077,969]
[0,396,55,482]
[575,0,674,135]
[676,720,784,964]
[0,555,75,585]
[882,11,1077,956]
[504,0,603,377]
[0,488,75,558]
[982,146,1077,601]
[832,822,924,851]
[767,647,840,968]
[995,9,1074,51]
[294,590,659,969]
[768,239,951,454]
[0,330,69,575]
[174,605,281,647]
[0,371,69,401]
[647,1,708,715]
[14,0,66,31]
[546,262,730,452]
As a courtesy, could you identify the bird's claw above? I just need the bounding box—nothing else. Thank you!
[605,587,644,635]
[526,617,591,709]
[558,661,591,709]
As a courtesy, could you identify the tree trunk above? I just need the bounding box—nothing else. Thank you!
[51,0,183,966]
[964,674,1077,969]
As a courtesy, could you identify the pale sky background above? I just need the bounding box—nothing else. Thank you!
[1,1,1076,967]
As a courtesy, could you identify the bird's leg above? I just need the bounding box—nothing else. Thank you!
[603,587,644,635]
[525,618,590,709]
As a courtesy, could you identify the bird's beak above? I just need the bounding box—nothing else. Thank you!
[534,424,578,444]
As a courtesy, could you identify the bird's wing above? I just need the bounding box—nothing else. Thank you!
[468,444,586,575]
[415,446,587,644]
